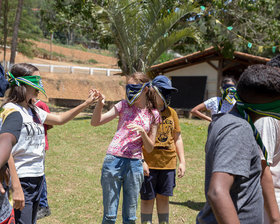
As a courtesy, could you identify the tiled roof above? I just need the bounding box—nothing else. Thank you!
[151,47,270,72]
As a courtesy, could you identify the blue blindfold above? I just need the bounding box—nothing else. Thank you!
[126,82,150,106]
[0,64,9,97]
[222,83,235,91]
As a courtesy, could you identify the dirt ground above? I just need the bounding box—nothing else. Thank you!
[39,72,126,102]
[32,40,118,68]
[0,42,125,102]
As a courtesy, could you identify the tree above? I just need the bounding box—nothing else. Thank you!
[40,0,103,46]
[192,0,280,58]
[3,0,8,68]
[10,0,24,65]
[96,0,200,76]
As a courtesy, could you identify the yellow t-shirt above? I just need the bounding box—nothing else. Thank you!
[143,107,181,169]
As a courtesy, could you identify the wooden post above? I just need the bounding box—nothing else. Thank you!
[217,59,223,95]
[50,32,53,60]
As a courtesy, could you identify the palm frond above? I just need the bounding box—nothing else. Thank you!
[146,27,200,68]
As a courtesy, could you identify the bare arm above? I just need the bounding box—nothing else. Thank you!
[261,160,280,224]
[44,90,99,126]
[91,95,119,126]
[190,102,212,122]
[0,133,17,195]
[127,123,158,153]
[0,133,16,168]
[8,155,25,211]
[174,132,185,178]
[142,124,158,153]
[207,172,240,224]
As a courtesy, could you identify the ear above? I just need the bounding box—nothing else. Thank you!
[143,86,149,93]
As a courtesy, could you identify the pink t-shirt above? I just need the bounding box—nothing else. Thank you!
[106,100,160,159]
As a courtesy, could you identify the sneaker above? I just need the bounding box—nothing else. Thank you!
[37,206,51,220]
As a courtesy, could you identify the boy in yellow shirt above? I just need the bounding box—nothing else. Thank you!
[141,75,186,224]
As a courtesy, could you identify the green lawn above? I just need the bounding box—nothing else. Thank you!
[38,117,209,224]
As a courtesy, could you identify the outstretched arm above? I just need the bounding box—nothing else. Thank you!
[44,90,99,125]
[190,102,212,122]
[207,172,240,224]
[90,91,119,126]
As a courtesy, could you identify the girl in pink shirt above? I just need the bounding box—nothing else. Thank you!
[91,72,160,224]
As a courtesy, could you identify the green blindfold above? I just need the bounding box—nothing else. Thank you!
[235,93,280,165]
[235,94,280,119]
[7,72,47,97]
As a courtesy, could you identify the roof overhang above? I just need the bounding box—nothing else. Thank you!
[151,47,270,74]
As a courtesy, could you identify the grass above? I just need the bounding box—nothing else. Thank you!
[38,117,209,224]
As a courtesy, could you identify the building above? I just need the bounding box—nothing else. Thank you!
[151,47,269,111]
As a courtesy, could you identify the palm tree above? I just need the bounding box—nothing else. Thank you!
[97,0,199,76]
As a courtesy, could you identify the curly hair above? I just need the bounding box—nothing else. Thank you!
[237,64,280,102]
[267,54,280,68]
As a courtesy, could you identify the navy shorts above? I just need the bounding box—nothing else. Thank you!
[140,169,176,200]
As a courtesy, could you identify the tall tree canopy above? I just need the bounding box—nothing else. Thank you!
[96,0,200,75]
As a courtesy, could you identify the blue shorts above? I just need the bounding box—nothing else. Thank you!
[140,169,176,200]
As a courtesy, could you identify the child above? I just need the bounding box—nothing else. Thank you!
[196,64,280,223]
[33,99,53,220]
[2,63,98,224]
[140,75,185,224]
[90,72,160,224]
[254,55,280,224]
[191,77,236,121]
[0,66,23,224]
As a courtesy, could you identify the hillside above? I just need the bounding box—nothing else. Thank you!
[0,41,126,103]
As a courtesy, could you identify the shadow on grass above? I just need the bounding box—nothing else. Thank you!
[169,200,205,211]
[73,116,91,120]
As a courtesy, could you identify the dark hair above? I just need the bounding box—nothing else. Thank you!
[267,55,280,68]
[2,63,39,111]
[129,72,156,109]
[237,64,280,102]
[221,77,236,88]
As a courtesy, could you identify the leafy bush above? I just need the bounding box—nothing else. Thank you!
[17,41,35,58]
[88,59,98,64]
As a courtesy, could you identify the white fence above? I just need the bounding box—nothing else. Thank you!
[2,61,122,76]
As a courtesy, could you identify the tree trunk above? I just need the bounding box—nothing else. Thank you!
[10,0,24,65]
[50,32,53,60]
[3,0,8,69]
[0,0,2,17]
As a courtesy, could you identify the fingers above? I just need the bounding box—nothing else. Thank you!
[144,170,149,176]
[13,198,25,211]
[0,182,5,195]
[177,167,185,178]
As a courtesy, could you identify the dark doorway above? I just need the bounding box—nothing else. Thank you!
[170,76,207,109]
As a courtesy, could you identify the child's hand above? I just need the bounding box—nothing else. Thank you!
[0,166,9,194]
[178,163,185,178]
[86,89,100,105]
[97,92,105,105]
[143,161,149,176]
[12,184,25,211]
[127,124,145,135]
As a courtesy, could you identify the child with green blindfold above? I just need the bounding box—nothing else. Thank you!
[197,64,280,224]
[1,63,99,224]
[255,55,280,224]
